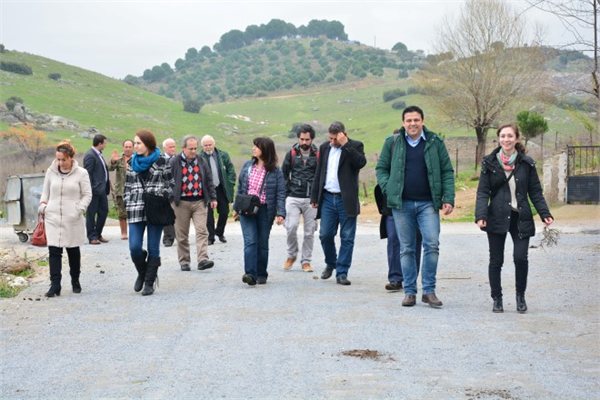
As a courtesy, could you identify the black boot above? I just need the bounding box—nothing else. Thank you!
[68,247,82,294]
[516,293,527,313]
[131,250,147,293]
[142,257,160,296]
[45,282,61,297]
[46,246,63,298]
[72,279,82,294]
[492,297,503,313]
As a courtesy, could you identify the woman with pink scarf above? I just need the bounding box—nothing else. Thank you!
[475,123,553,314]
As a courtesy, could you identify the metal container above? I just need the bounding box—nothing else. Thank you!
[4,173,46,242]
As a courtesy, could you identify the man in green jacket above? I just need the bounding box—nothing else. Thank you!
[109,139,133,240]
[200,135,236,244]
[376,105,455,308]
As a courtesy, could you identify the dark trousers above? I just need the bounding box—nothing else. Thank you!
[48,246,81,284]
[207,185,230,241]
[487,211,530,299]
[86,194,108,241]
[162,224,175,245]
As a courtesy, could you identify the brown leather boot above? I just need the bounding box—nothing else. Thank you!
[119,219,128,240]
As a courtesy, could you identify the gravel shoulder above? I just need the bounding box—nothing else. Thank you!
[1,205,599,399]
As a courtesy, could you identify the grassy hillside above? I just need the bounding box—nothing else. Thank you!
[1,49,595,164]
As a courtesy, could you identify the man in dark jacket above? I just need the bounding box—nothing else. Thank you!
[310,121,367,285]
[376,105,455,308]
[169,136,218,272]
[281,124,319,273]
[83,134,110,245]
[200,135,236,245]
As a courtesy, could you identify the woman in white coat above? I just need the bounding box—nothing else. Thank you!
[39,141,92,297]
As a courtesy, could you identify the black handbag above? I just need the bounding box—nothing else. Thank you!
[140,178,175,226]
[234,172,267,216]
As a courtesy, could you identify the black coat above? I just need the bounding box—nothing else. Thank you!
[475,147,552,238]
[310,138,366,219]
[83,148,110,196]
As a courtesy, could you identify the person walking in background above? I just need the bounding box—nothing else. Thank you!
[124,130,174,296]
[84,134,110,244]
[310,121,366,286]
[39,141,92,297]
[233,137,286,286]
[109,139,133,240]
[375,184,422,292]
[169,136,218,272]
[281,124,319,273]
[161,138,177,247]
[200,135,236,245]
[475,123,553,314]
[376,105,455,308]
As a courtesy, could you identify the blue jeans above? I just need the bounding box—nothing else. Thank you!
[393,200,440,295]
[129,221,163,259]
[240,205,273,280]
[386,215,423,283]
[319,192,357,277]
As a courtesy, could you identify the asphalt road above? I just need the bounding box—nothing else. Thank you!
[0,218,598,399]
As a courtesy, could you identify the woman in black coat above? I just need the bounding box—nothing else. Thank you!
[475,123,553,314]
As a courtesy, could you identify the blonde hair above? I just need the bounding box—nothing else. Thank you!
[56,140,75,158]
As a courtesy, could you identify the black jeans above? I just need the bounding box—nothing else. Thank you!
[486,211,530,299]
[48,246,81,284]
[86,194,108,241]
[207,184,230,241]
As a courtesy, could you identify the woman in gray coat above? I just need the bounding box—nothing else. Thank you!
[39,141,92,297]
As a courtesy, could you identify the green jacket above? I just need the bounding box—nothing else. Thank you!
[200,148,236,202]
[375,126,455,210]
[108,154,129,196]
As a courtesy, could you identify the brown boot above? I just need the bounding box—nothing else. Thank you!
[119,219,128,240]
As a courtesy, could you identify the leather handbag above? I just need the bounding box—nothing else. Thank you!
[31,214,47,246]
[234,172,268,216]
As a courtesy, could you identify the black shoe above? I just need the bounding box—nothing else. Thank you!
[385,281,403,291]
[336,276,351,286]
[493,297,504,313]
[516,293,527,313]
[257,277,267,285]
[242,274,257,286]
[208,239,215,246]
[218,235,227,243]
[163,241,173,247]
[197,260,214,270]
[72,280,82,294]
[180,264,191,271]
[45,283,61,297]
[321,267,334,280]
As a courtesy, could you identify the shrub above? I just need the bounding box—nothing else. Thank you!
[5,96,23,111]
[0,61,33,75]
[182,99,203,113]
[391,100,406,110]
[0,44,6,53]
[398,70,409,79]
[383,88,406,102]
[48,73,61,81]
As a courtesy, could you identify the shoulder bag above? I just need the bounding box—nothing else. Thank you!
[140,176,175,226]
[234,171,268,216]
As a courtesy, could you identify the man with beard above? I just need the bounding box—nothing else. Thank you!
[281,124,319,273]
[109,139,134,240]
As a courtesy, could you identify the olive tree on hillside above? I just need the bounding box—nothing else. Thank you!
[415,0,548,168]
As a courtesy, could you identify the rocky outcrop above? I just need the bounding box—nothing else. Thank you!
[0,102,79,131]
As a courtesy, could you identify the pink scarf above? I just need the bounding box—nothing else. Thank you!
[496,150,517,171]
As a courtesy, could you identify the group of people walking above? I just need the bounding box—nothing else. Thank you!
[37,105,553,313]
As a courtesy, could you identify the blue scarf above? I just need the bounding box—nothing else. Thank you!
[131,148,160,172]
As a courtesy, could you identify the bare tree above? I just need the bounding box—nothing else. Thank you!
[415,0,548,168]
[526,0,599,102]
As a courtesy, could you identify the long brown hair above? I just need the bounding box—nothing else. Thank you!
[253,137,278,172]
[496,123,526,154]
[135,130,157,153]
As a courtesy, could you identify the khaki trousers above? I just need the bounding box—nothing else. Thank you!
[172,200,209,265]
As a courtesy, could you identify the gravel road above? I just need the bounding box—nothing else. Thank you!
[1,214,598,399]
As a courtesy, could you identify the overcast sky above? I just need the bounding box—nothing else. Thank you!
[0,0,592,79]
